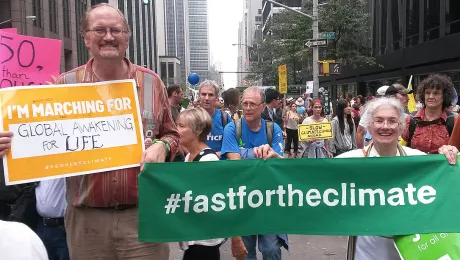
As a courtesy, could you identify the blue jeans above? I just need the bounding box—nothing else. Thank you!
[242,234,283,260]
[36,221,70,260]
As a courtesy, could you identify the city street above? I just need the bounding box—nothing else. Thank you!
[170,235,348,260]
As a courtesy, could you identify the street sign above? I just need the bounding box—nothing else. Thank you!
[305,40,327,48]
[305,39,327,48]
[329,62,341,74]
[320,32,337,39]
[278,64,287,94]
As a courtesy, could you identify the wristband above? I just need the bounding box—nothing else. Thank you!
[151,139,170,154]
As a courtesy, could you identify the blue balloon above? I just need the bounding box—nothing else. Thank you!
[188,73,200,85]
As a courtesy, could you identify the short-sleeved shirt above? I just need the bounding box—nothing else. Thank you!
[337,145,425,260]
[401,108,449,154]
[221,118,283,159]
[206,109,232,155]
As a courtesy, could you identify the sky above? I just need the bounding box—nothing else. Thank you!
[208,0,244,89]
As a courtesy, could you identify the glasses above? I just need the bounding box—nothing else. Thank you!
[242,101,264,109]
[373,118,400,129]
[87,27,128,37]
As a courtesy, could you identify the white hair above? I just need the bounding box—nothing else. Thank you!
[198,80,220,95]
[360,97,407,130]
[243,86,266,103]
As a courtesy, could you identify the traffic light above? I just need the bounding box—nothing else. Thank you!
[142,0,150,5]
[318,60,341,76]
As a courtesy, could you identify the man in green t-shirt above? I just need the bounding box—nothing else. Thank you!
[167,84,184,122]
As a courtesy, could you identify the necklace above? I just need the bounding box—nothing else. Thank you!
[311,116,323,122]
[92,64,128,81]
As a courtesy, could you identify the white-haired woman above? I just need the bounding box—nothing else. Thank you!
[336,97,458,260]
[176,107,224,260]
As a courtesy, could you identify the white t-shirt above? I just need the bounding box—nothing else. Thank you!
[0,220,49,260]
[181,148,224,250]
[336,145,425,260]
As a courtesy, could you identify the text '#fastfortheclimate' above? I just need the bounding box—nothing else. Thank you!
[164,183,436,214]
[7,97,132,119]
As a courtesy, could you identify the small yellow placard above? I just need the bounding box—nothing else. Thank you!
[298,122,333,141]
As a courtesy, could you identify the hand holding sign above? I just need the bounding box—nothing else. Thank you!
[0,31,61,88]
[0,131,13,156]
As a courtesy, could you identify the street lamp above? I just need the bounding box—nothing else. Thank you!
[0,15,36,26]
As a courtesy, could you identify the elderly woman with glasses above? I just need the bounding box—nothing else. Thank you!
[336,97,458,260]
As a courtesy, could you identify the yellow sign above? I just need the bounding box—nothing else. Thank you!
[278,64,287,94]
[1,80,145,185]
[298,122,333,141]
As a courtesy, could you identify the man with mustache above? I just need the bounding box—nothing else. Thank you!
[53,3,179,260]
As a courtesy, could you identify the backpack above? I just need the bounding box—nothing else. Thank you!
[407,111,455,147]
[193,148,217,162]
[235,119,274,147]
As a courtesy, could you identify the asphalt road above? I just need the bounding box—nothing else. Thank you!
[170,235,348,260]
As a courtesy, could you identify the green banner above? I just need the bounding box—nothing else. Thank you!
[138,155,460,243]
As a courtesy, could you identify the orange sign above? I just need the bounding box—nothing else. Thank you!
[1,80,144,185]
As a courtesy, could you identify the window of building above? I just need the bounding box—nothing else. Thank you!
[142,5,148,69]
[161,63,167,79]
[423,0,440,42]
[49,0,58,33]
[147,4,154,71]
[168,63,175,78]
[389,0,403,51]
[127,0,135,62]
[406,0,420,47]
[32,0,43,28]
[445,0,460,36]
[135,0,142,65]
[380,0,388,55]
[258,9,262,14]
[75,0,89,66]
[255,16,262,22]
[63,0,71,38]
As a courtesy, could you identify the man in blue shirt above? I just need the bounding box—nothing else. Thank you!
[199,80,232,158]
[221,86,287,260]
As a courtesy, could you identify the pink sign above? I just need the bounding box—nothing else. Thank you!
[0,31,61,88]
[0,28,17,34]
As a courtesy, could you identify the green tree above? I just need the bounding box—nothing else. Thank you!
[246,11,312,86]
[246,0,376,85]
[317,0,376,68]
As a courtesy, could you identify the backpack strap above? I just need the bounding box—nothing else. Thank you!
[193,148,216,161]
[446,111,455,136]
[266,121,274,146]
[235,118,242,145]
[64,69,84,84]
[221,109,228,128]
[407,112,418,147]
[235,119,274,147]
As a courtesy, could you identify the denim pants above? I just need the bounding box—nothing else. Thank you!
[36,220,70,260]
[242,234,283,260]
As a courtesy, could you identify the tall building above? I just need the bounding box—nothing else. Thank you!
[165,0,190,80]
[236,0,263,87]
[114,0,159,72]
[188,0,210,83]
[0,0,84,73]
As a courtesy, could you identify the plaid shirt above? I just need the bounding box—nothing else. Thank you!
[56,58,179,207]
